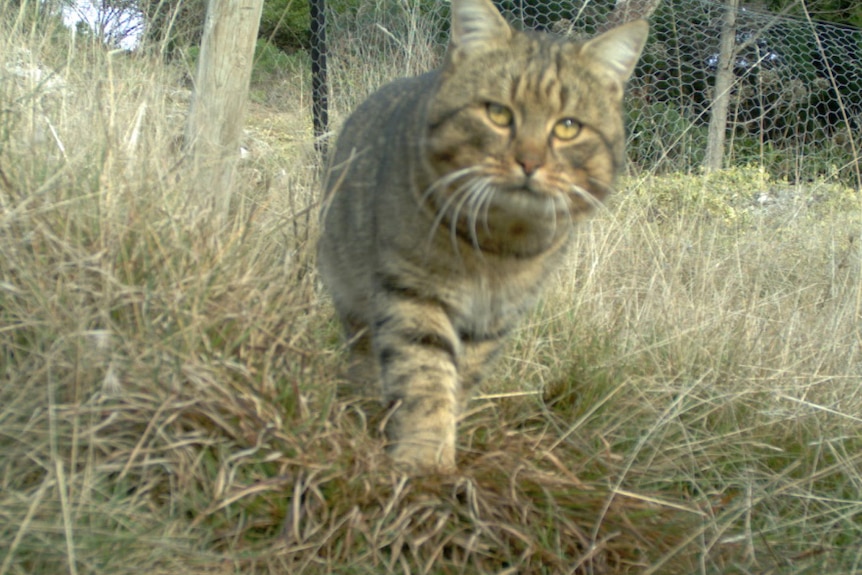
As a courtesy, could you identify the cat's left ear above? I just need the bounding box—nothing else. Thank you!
[582,20,649,83]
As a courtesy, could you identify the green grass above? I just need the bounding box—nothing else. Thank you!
[2,12,861,575]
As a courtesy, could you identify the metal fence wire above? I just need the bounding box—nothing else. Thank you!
[310,0,862,185]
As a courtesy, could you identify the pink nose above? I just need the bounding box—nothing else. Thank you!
[517,153,543,176]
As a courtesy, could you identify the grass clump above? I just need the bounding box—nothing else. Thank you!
[2,10,861,575]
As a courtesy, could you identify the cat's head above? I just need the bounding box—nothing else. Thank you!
[422,0,647,254]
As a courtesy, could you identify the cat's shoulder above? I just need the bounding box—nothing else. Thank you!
[356,70,440,112]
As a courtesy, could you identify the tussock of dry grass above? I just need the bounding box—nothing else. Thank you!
[2,12,862,575]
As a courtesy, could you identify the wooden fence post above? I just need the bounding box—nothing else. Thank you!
[184,0,264,223]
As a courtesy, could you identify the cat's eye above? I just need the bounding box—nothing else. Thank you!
[486,103,513,127]
[553,118,582,140]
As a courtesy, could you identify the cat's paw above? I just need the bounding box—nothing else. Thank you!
[388,436,456,474]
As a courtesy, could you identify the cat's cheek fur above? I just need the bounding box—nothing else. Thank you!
[426,119,503,174]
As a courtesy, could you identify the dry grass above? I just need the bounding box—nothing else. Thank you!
[2,11,861,575]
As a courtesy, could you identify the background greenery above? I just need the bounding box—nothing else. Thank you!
[50,0,862,187]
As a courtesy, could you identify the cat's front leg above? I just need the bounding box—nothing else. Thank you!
[372,292,461,471]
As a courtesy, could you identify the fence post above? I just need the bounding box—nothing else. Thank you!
[310,0,329,155]
[704,0,739,172]
[184,0,264,222]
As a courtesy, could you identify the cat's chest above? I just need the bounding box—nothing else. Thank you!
[443,261,545,338]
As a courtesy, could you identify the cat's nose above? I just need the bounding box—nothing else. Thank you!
[516,152,543,176]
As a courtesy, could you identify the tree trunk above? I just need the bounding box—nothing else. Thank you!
[704,0,739,172]
[184,0,264,223]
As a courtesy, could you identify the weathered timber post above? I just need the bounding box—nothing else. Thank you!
[184,0,264,223]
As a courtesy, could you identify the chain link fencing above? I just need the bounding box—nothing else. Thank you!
[311,0,862,186]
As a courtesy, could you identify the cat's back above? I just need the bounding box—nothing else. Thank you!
[320,71,438,243]
[327,71,438,177]
[318,71,440,315]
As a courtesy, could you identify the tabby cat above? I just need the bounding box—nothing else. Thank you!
[318,0,647,471]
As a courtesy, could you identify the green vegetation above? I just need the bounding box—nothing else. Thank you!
[767,0,862,28]
[2,9,861,575]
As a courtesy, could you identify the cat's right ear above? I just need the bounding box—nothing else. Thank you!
[450,0,512,56]
[581,20,649,84]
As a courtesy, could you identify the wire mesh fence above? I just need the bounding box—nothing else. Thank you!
[312,0,862,185]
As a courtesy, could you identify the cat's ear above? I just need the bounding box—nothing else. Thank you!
[582,20,649,83]
[450,0,512,54]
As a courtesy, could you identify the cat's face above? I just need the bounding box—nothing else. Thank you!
[420,0,647,255]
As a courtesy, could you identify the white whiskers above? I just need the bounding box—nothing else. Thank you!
[422,167,495,257]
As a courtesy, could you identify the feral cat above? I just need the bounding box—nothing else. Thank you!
[318,0,647,471]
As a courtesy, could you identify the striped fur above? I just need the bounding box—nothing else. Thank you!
[318,0,647,471]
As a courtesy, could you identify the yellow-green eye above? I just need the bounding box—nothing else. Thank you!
[553,118,582,140]
[486,103,513,127]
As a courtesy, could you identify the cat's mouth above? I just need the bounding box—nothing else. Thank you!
[497,178,566,205]
[423,174,574,257]
[489,182,568,220]
[497,180,605,223]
